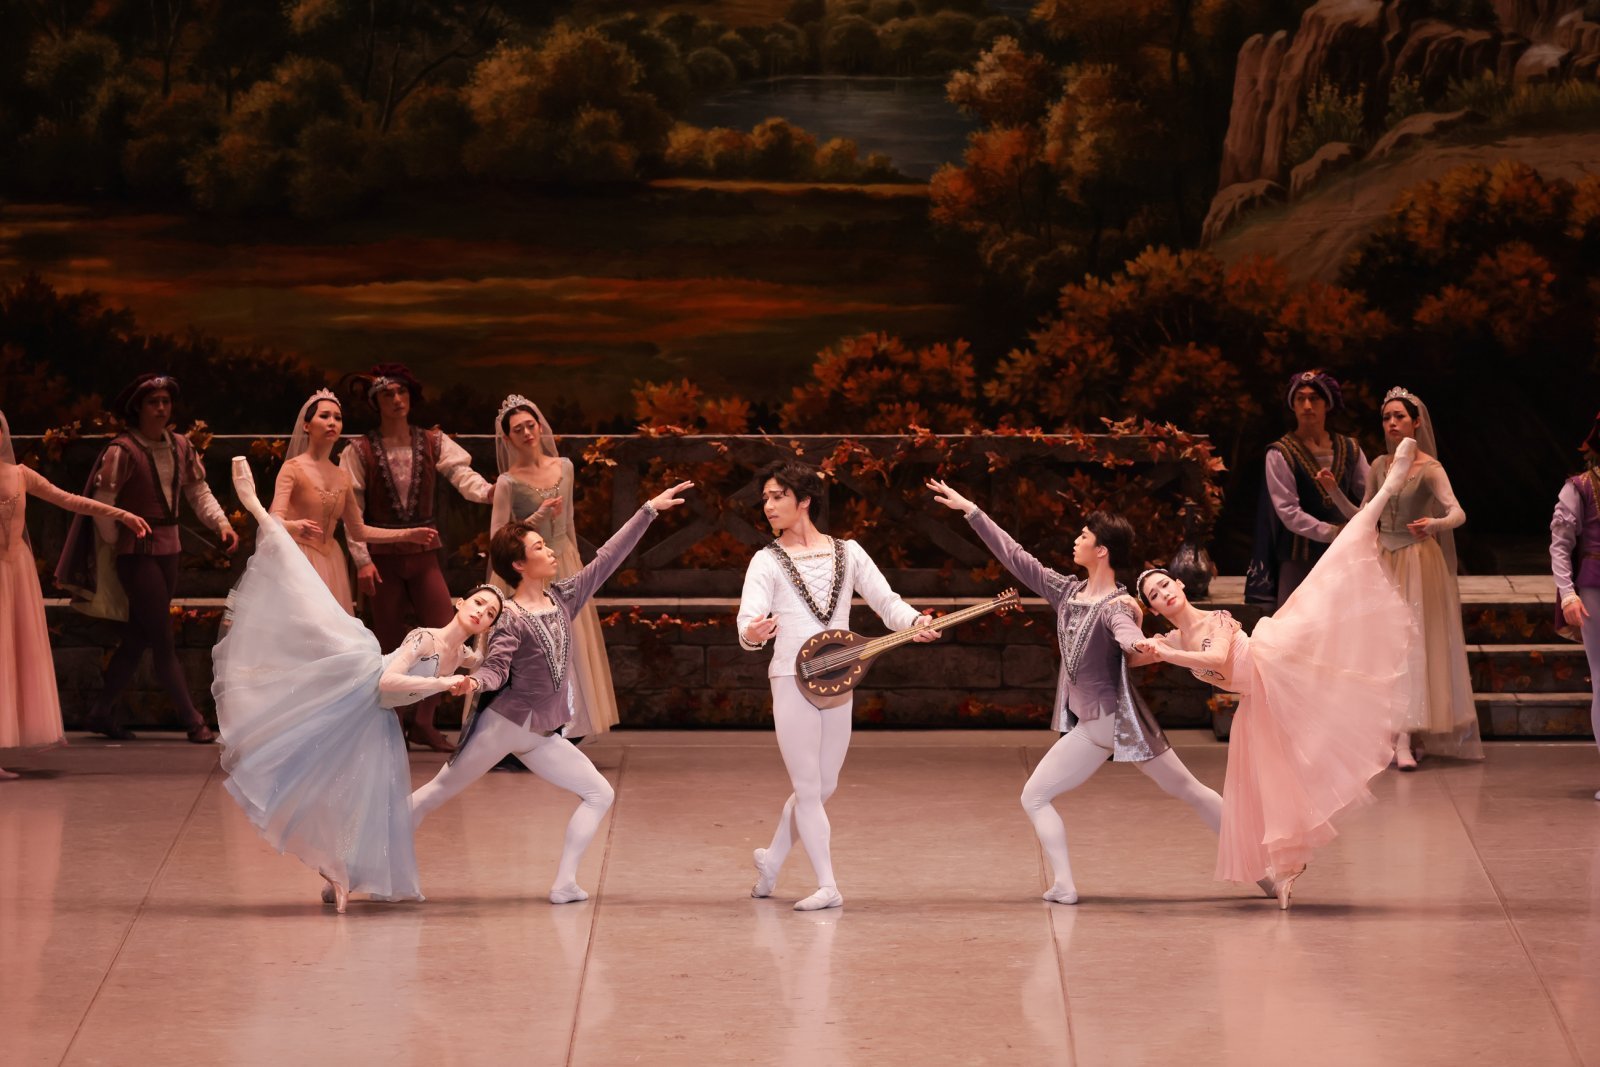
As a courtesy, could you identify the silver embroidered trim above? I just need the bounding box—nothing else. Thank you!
[766,537,846,626]
[1059,588,1126,682]
[515,601,570,690]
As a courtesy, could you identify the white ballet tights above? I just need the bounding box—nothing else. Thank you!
[410,711,615,899]
[760,681,853,894]
[1021,715,1223,896]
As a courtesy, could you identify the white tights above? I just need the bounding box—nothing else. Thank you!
[410,711,615,895]
[761,680,853,892]
[1021,715,1223,894]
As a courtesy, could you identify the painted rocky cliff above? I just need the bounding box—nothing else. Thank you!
[1203,0,1600,242]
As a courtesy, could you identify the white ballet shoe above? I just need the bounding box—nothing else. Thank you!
[1256,877,1276,899]
[549,883,590,905]
[1042,884,1079,905]
[0,768,18,780]
[751,848,778,898]
[1273,866,1306,911]
[793,886,843,912]
[1385,437,1418,487]
[1593,789,1599,801]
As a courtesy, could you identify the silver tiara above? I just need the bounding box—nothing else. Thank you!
[1134,567,1172,604]
[1384,386,1419,404]
[497,393,537,422]
[302,387,339,413]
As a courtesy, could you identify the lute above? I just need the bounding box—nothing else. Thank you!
[793,588,1021,708]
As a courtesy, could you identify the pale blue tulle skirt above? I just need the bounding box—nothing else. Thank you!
[212,514,422,900]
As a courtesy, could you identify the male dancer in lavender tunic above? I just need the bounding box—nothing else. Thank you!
[929,480,1276,904]
[409,479,693,904]
[1551,410,1600,800]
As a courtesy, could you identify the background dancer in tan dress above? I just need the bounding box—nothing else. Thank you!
[485,395,621,740]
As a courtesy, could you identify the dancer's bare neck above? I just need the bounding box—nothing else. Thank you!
[776,517,828,552]
[378,414,411,443]
[1078,560,1119,600]
[1169,602,1212,633]
[511,578,553,612]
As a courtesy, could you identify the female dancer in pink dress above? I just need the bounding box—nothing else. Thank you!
[1131,438,1422,908]
[0,410,150,778]
[270,390,438,613]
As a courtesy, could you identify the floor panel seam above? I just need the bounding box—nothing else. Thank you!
[565,746,627,1067]
[1441,775,1587,1067]
[1022,743,1079,1067]
[57,759,219,1067]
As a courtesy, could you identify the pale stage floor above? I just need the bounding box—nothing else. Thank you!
[4,731,1599,1067]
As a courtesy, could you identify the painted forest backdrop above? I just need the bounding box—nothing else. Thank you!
[4,0,1600,572]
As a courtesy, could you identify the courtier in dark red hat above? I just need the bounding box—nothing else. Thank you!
[1551,410,1600,799]
[1245,369,1370,611]
[55,372,237,743]
[337,363,494,752]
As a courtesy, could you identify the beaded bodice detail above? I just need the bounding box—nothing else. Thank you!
[513,600,571,690]
[766,538,846,625]
[1059,586,1133,682]
[508,476,566,544]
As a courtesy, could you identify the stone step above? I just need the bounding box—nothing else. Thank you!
[1477,692,1594,738]
[1198,576,1566,643]
[1468,644,1589,694]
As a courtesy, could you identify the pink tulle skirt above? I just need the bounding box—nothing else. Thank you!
[0,547,66,751]
[1215,501,1415,884]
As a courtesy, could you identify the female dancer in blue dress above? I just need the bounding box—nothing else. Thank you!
[214,457,503,913]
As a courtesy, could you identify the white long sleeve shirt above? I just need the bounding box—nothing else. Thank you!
[736,539,922,679]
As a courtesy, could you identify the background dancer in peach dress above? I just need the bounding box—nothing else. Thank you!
[0,410,150,778]
[1132,438,1423,909]
[270,390,438,614]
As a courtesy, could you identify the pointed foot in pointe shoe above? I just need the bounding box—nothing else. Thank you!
[186,723,217,744]
[751,848,778,898]
[0,768,18,780]
[1042,885,1079,905]
[1274,866,1306,911]
[334,883,350,914]
[794,887,843,912]
[1594,789,1600,802]
[549,883,590,905]
[1256,877,1277,899]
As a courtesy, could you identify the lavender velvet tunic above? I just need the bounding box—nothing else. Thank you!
[456,505,655,753]
[966,509,1170,762]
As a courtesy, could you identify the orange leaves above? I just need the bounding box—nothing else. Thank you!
[581,436,618,468]
[185,420,213,454]
[1415,242,1558,350]
[250,437,286,461]
[778,332,979,435]
[633,379,752,434]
